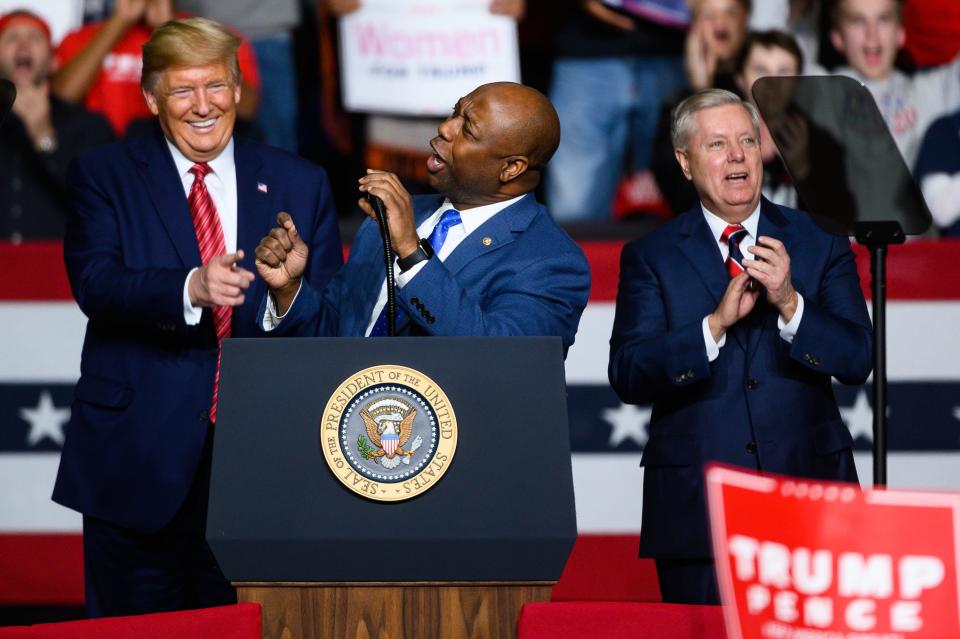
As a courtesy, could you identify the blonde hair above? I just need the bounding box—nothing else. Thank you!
[141,17,241,92]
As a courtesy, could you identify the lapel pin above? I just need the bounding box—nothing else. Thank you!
[482,237,493,246]
[257,182,268,193]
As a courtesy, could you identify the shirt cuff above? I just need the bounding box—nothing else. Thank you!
[183,268,202,326]
[777,293,804,343]
[395,259,428,288]
[262,281,302,331]
[702,315,726,362]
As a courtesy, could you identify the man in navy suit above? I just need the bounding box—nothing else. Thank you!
[52,18,341,616]
[255,82,589,354]
[609,89,872,604]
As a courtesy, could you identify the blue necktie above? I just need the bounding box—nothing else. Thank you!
[370,209,462,336]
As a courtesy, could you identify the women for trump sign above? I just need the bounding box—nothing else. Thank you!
[338,0,520,115]
[706,466,960,639]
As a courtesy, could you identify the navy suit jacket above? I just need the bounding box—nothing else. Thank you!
[53,128,342,533]
[609,198,872,558]
[264,192,590,355]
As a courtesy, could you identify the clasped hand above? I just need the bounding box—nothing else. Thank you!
[708,236,798,341]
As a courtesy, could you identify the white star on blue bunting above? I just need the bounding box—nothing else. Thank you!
[19,391,70,447]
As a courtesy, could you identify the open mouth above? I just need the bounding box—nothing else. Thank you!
[426,141,447,172]
[188,117,218,131]
[13,51,33,72]
[862,46,883,66]
[725,171,749,183]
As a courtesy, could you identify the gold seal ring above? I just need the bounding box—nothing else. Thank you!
[321,364,457,502]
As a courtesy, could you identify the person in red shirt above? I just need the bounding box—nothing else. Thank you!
[52,0,260,137]
[902,0,960,68]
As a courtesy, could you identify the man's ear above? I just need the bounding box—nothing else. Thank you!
[675,148,693,181]
[143,88,160,116]
[500,155,529,183]
[830,29,845,56]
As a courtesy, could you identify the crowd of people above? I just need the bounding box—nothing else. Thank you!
[2,0,959,242]
[0,1,931,616]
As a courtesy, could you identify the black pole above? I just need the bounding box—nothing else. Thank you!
[369,195,396,336]
[870,245,887,487]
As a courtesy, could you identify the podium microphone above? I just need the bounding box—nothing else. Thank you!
[0,79,15,127]
[368,194,397,336]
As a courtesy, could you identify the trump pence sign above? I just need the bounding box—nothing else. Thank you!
[338,0,520,116]
[707,466,960,639]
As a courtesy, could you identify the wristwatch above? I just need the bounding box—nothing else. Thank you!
[396,238,435,272]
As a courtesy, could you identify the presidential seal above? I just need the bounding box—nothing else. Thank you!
[321,365,457,502]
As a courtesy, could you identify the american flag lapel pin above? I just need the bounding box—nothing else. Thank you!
[257,182,268,194]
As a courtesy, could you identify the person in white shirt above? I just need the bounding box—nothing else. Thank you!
[830,0,960,168]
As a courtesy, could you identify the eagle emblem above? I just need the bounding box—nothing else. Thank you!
[358,397,423,469]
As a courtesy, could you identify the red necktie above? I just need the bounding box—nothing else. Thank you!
[720,224,749,278]
[188,163,230,423]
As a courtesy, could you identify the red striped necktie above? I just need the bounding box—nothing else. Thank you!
[720,223,749,278]
[188,162,231,423]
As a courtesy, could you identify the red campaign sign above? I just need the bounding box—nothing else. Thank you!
[706,465,960,639]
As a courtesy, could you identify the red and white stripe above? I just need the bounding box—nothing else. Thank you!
[188,163,231,423]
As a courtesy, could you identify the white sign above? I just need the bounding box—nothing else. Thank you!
[339,0,521,116]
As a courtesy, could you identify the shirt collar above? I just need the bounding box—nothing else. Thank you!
[701,200,761,243]
[166,137,235,180]
[431,193,526,236]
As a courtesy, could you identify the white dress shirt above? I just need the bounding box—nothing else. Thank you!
[167,138,238,325]
[263,194,525,334]
[700,202,805,361]
[362,195,523,335]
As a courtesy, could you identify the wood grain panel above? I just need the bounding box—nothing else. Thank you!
[236,582,552,639]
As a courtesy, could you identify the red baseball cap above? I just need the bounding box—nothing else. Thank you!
[0,10,52,43]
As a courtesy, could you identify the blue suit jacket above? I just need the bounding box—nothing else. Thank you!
[609,198,872,558]
[53,128,343,533]
[265,193,590,355]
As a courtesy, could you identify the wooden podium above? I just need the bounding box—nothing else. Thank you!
[236,582,552,639]
[209,338,576,639]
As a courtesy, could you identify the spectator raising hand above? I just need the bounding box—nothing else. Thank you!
[685,0,750,91]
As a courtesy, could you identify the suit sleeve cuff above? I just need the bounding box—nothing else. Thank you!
[395,259,428,288]
[702,315,725,362]
[777,293,805,343]
[183,268,202,326]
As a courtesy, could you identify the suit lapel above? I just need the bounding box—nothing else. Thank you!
[442,193,535,276]
[678,208,728,306]
[677,208,746,351]
[234,137,268,260]
[131,127,200,266]
[391,196,448,335]
[745,198,791,364]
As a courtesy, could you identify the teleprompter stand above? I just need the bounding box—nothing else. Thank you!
[753,76,932,486]
[207,337,577,638]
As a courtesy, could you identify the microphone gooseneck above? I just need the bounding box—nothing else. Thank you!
[369,195,397,336]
